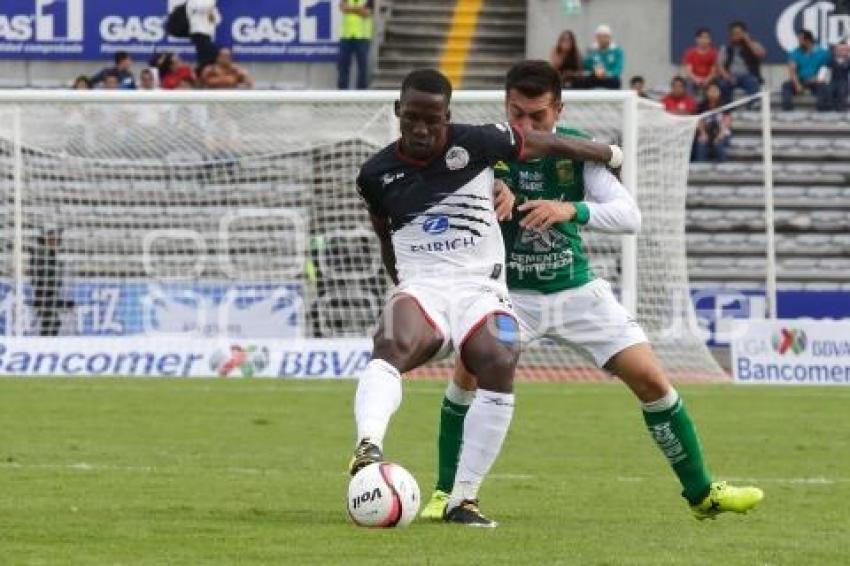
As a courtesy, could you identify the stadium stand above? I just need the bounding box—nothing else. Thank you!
[687,94,850,291]
[371,0,526,88]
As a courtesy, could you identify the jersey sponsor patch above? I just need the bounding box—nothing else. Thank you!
[381,171,405,187]
[445,146,470,171]
[422,215,450,235]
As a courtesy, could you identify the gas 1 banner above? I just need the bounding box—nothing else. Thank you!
[0,0,340,61]
[731,319,850,385]
[671,0,850,63]
[0,337,371,378]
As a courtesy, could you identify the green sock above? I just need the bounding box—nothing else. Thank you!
[642,391,712,505]
[435,396,470,493]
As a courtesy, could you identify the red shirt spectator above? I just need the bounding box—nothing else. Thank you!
[662,76,698,115]
[682,28,717,87]
[158,54,197,90]
[683,46,717,80]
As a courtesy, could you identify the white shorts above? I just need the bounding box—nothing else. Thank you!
[391,277,517,360]
[511,278,648,368]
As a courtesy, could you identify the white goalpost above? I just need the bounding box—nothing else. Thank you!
[0,89,724,380]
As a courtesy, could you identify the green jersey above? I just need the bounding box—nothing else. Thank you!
[497,126,595,294]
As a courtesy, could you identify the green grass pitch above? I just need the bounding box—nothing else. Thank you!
[1,378,848,565]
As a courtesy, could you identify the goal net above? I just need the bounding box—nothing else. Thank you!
[0,90,723,381]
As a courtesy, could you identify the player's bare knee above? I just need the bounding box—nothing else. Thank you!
[453,360,479,391]
[461,342,518,393]
[371,334,410,370]
[631,369,671,403]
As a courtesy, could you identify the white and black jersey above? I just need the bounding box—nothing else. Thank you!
[357,123,525,282]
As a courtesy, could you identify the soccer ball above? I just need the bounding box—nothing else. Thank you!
[347,462,420,527]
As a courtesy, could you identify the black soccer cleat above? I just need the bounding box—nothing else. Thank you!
[444,499,497,528]
[348,439,383,476]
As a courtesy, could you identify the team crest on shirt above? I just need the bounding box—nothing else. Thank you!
[445,146,470,170]
[555,160,575,184]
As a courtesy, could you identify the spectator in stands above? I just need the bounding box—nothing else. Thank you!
[717,21,765,103]
[682,28,717,98]
[100,71,121,90]
[29,228,74,337]
[72,75,91,90]
[782,29,832,111]
[158,54,197,90]
[338,0,374,89]
[550,30,585,88]
[583,24,623,89]
[661,76,698,115]
[90,52,136,89]
[149,53,167,71]
[629,75,651,99]
[830,40,850,111]
[175,76,197,90]
[187,0,222,73]
[201,48,253,89]
[694,83,732,162]
[139,68,157,90]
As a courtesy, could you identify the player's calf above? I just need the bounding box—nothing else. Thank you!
[352,297,443,470]
[445,313,520,525]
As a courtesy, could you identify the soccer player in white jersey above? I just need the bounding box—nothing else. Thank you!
[419,61,763,522]
[350,69,622,527]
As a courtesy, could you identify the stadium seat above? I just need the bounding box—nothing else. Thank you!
[779,257,819,275]
[724,209,763,230]
[686,232,715,253]
[832,234,850,252]
[818,257,850,275]
[806,186,845,202]
[811,211,848,231]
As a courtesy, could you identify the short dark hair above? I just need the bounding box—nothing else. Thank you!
[630,75,645,86]
[505,60,562,102]
[72,75,92,88]
[800,29,815,43]
[729,21,747,31]
[400,69,452,103]
[670,75,687,87]
[695,27,710,37]
[114,51,131,65]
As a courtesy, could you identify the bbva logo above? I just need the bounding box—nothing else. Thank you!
[776,0,850,52]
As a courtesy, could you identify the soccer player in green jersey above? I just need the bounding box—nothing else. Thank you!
[421,60,763,522]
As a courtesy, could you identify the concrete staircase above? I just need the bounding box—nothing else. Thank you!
[372,0,527,89]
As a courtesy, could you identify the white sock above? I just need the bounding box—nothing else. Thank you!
[445,379,476,406]
[354,359,402,449]
[641,388,680,413]
[449,389,514,508]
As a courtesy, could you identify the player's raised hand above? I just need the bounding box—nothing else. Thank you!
[518,199,576,231]
[493,179,515,221]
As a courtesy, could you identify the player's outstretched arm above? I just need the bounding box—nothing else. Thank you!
[521,130,622,168]
[369,213,399,285]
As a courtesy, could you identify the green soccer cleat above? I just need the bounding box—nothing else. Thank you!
[444,499,497,528]
[420,490,449,521]
[690,481,764,520]
[348,439,383,476]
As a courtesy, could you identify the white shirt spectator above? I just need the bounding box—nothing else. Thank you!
[187,0,221,37]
